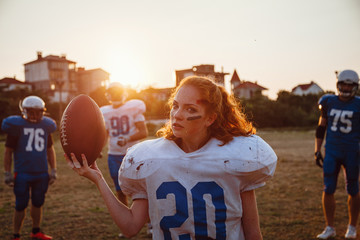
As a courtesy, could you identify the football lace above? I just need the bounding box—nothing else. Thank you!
[60,114,68,146]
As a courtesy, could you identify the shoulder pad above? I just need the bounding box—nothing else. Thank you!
[222,135,277,174]
[119,138,167,180]
[124,99,146,113]
[99,105,112,114]
[318,94,334,106]
[221,135,277,189]
[42,116,57,132]
[1,116,24,135]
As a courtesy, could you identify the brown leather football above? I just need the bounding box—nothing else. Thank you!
[60,94,106,166]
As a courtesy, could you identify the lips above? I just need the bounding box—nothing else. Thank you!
[172,122,184,130]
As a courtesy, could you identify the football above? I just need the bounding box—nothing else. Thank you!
[60,94,106,166]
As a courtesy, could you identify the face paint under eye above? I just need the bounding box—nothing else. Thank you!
[187,116,202,121]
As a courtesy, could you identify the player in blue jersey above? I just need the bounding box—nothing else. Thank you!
[315,70,360,239]
[65,76,277,239]
[2,96,57,240]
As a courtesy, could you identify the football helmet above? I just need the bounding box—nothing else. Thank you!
[105,82,127,105]
[337,69,359,99]
[19,96,46,123]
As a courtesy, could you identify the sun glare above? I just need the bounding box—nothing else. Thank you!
[104,47,149,91]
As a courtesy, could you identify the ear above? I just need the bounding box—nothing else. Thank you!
[205,112,217,127]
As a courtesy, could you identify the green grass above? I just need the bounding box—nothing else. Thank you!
[0,129,352,239]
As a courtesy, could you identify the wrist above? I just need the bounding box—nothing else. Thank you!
[94,174,106,186]
[315,151,322,157]
[4,171,11,175]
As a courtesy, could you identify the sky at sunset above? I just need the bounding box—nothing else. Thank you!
[0,0,359,99]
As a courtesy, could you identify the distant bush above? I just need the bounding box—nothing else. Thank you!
[239,90,327,128]
[0,87,336,132]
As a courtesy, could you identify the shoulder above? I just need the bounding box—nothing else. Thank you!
[124,99,146,113]
[2,115,23,124]
[125,137,169,160]
[41,116,57,132]
[225,135,272,154]
[42,116,56,124]
[353,96,360,104]
[222,135,277,172]
[318,94,336,106]
[1,116,25,133]
[120,138,171,179]
[100,105,113,114]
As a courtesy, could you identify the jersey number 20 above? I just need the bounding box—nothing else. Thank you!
[156,181,227,240]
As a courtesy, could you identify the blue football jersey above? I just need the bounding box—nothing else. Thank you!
[319,94,360,150]
[1,116,57,173]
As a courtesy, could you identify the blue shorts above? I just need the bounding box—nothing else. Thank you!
[108,154,125,191]
[323,148,360,196]
[13,172,49,211]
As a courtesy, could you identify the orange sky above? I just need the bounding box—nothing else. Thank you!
[0,0,359,99]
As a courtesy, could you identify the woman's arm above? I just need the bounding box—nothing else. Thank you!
[241,190,263,240]
[65,153,149,238]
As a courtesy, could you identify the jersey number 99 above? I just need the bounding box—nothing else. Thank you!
[110,116,130,136]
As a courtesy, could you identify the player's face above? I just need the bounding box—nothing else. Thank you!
[337,82,358,101]
[106,87,126,105]
[170,85,215,141]
[25,108,44,123]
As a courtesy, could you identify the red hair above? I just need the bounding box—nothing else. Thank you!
[157,76,255,145]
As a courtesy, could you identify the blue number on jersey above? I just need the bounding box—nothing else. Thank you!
[110,116,130,136]
[156,181,227,240]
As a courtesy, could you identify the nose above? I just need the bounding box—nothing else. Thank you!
[171,108,184,120]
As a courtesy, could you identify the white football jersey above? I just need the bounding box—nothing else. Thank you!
[100,99,146,155]
[119,135,277,240]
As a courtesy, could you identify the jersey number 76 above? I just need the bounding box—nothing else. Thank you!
[24,128,45,152]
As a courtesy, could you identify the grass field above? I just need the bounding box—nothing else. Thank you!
[0,130,352,240]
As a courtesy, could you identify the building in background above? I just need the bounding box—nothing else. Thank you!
[0,77,32,91]
[230,70,268,99]
[24,52,77,103]
[291,81,323,96]
[76,67,109,95]
[139,87,173,102]
[175,64,229,86]
[23,52,109,103]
